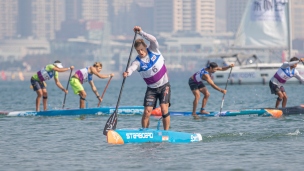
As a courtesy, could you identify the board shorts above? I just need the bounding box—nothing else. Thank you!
[30,77,46,91]
[269,81,285,95]
[188,77,205,91]
[70,77,84,94]
[143,82,171,107]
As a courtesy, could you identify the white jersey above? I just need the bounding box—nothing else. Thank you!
[127,30,169,88]
[75,67,93,84]
[135,49,167,87]
[192,68,209,83]
[271,61,304,86]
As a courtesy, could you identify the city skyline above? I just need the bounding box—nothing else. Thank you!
[1,0,304,73]
[1,0,304,40]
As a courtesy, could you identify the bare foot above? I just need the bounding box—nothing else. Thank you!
[200,110,210,114]
[192,114,200,119]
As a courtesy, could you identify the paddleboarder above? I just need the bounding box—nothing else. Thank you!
[189,62,234,117]
[123,26,171,130]
[269,57,304,108]
[30,60,74,111]
[70,62,114,108]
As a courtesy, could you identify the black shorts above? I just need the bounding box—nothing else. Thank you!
[30,78,45,91]
[188,77,205,91]
[143,82,171,107]
[269,81,285,95]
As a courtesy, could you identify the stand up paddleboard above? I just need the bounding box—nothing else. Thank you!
[1,105,303,117]
[0,106,144,116]
[107,128,202,144]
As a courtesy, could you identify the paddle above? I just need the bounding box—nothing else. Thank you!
[62,69,73,109]
[97,76,113,107]
[103,32,137,135]
[219,67,233,114]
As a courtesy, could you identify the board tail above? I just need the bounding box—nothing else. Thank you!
[265,109,283,118]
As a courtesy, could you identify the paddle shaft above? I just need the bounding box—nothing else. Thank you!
[113,32,137,113]
[103,32,137,135]
[97,76,113,107]
[62,69,73,109]
[219,67,232,113]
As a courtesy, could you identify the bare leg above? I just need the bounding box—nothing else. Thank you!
[42,89,47,111]
[79,90,87,109]
[160,103,170,130]
[282,92,288,108]
[200,87,210,114]
[275,91,284,108]
[142,106,153,128]
[35,89,43,111]
[191,89,200,116]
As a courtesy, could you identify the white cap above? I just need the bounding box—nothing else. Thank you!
[54,61,63,68]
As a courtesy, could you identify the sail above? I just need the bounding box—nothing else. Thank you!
[234,0,289,48]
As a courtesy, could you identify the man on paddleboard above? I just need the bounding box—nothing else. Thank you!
[269,57,304,108]
[70,62,114,108]
[123,26,171,130]
[189,62,234,117]
[30,60,74,111]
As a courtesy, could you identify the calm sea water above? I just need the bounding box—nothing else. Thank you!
[0,75,304,171]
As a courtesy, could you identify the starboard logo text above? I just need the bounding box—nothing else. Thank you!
[126,132,153,139]
[109,109,144,114]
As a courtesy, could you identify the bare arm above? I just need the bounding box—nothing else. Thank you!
[90,66,113,79]
[203,74,224,93]
[89,80,100,97]
[54,77,67,93]
[53,66,73,72]
[216,64,234,71]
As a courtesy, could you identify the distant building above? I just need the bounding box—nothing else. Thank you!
[82,0,108,21]
[0,39,50,61]
[31,0,65,40]
[215,0,226,33]
[108,0,154,35]
[65,0,82,21]
[226,0,248,34]
[0,0,18,39]
[154,0,215,34]
[291,0,304,39]
[18,0,32,37]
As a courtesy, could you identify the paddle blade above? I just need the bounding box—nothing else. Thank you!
[103,111,118,135]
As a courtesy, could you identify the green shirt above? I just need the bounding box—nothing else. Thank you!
[32,64,59,81]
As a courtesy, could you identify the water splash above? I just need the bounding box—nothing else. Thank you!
[287,129,301,136]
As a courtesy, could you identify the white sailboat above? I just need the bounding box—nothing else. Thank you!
[211,0,304,84]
